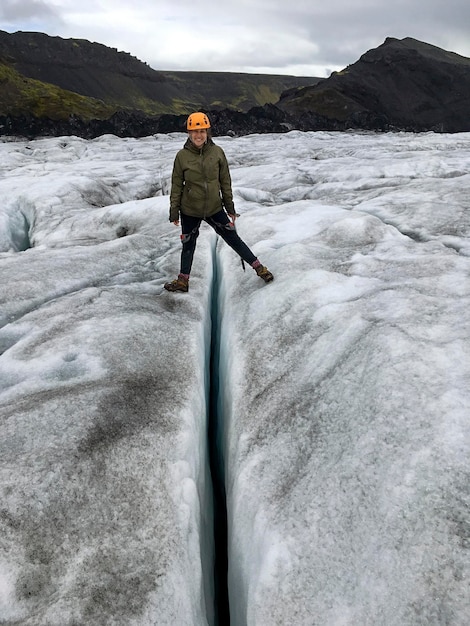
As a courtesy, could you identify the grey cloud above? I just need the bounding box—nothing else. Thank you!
[1,0,469,75]
[1,0,62,22]
[188,0,470,71]
[280,0,470,68]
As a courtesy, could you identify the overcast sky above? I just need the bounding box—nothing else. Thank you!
[1,0,469,77]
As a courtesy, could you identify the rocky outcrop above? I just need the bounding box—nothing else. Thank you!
[0,111,164,139]
[278,37,470,133]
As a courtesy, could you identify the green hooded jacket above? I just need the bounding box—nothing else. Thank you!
[169,137,235,222]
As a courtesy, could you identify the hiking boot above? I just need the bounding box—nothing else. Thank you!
[164,274,189,292]
[255,265,274,283]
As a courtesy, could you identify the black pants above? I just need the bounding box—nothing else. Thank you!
[180,209,258,275]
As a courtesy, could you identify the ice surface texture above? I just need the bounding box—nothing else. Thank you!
[0,131,469,624]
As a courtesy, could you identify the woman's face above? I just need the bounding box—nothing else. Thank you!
[188,129,207,148]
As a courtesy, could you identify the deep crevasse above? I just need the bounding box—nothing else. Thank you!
[206,236,230,625]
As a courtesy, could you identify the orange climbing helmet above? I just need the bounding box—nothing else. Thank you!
[187,112,211,130]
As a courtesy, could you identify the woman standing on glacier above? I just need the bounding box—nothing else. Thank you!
[164,111,274,292]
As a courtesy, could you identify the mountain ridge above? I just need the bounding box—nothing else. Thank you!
[277,36,470,133]
[0,30,320,117]
[1,31,469,137]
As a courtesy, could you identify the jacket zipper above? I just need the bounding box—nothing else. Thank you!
[200,147,209,219]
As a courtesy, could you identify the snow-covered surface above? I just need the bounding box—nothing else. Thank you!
[0,131,469,624]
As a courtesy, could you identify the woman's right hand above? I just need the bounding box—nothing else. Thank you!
[173,220,180,226]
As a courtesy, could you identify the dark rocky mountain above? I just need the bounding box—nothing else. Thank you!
[0,32,469,138]
[278,37,470,133]
[0,30,319,117]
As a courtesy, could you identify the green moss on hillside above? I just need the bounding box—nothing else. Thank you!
[286,86,363,120]
[0,63,116,120]
[171,98,200,114]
